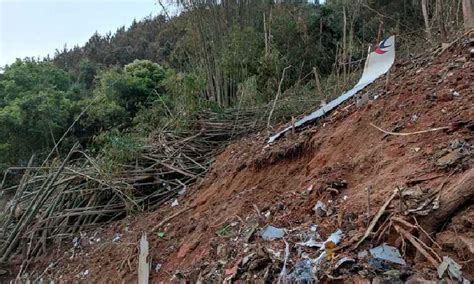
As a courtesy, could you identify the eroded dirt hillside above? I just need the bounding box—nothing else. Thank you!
[24,38,473,282]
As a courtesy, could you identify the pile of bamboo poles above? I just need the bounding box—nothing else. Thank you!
[0,108,272,264]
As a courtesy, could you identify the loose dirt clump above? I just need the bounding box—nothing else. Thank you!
[16,38,473,282]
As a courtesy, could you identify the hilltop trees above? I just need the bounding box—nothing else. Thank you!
[0,0,468,171]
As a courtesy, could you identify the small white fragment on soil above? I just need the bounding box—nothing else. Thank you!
[261,225,285,240]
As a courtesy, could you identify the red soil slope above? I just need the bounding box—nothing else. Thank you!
[23,39,473,282]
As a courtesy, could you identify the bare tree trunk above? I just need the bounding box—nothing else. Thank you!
[436,0,447,41]
[376,21,384,44]
[421,0,432,40]
[462,0,473,31]
[264,12,268,57]
[267,65,291,129]
[342,5,347,85]
[312,67,323,100]
[319,17,323,47]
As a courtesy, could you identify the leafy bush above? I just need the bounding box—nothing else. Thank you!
[90,60,167,115]
[93,129,144,172]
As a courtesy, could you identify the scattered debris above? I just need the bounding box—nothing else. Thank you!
[13,37,474,283]
[171,199,179,207]
[335,256,356,269]
[154,263,162,273]
[157,232,166,239]
[288,259,314,283]
[78,269,89,278]
[278,239,290,282]
[72,237,81,249]
[243,225,257,242]
[297,239,323,248]
[297,229,343,250]
[437,256,463,281]
[216,223,234,237]
[370,244,406,265]
[325,240,338,260]
[112,233,122,242]
[435,140,472,170]
[260,225,285,241]
[313,201,328,217]
[325,229,343,248]
[400,186,440,216]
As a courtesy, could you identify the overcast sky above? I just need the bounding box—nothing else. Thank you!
[0,0,160,67]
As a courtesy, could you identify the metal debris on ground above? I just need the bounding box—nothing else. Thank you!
[400,186,440,216]
[435,140,473,169]
[154,263,162,272]
[278,239,290,282]
[78,269,90,278]
[325,229,343,247]
[369,244,406,265]
[288,259,315,283]
[112,233,122,242]
[260,225,285,240]
[297,229,343,250]
[334,256,356,269]
[313,201,328,217]
[297,239,323,248]
[437,256,464,281]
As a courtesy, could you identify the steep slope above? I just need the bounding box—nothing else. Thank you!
[23,38,473,282]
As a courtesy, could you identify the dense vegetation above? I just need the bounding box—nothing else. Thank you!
[0,0,465,171]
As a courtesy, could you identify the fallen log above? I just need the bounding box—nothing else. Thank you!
[419,168,474,233]
[414,168,474,262]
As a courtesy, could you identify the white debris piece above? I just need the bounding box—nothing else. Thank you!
[260,225,285,240]
[112,233,122,242]
[297,229,343,250]
[313,201,328,216]
[155,263,162,272]
[438,256,463,281]
[370,244,406,265]
[268,36,396,143]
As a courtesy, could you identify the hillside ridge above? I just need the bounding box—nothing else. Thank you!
[21,36,474,283]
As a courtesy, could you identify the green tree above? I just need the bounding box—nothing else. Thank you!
[98,60,167,116]
[0,59,74,168]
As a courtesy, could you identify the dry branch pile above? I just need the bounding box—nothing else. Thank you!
[0,107,285,265]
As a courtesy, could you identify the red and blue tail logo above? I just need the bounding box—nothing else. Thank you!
[375,37,391,54]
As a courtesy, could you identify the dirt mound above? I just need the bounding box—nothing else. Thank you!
[16,39,473,282]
